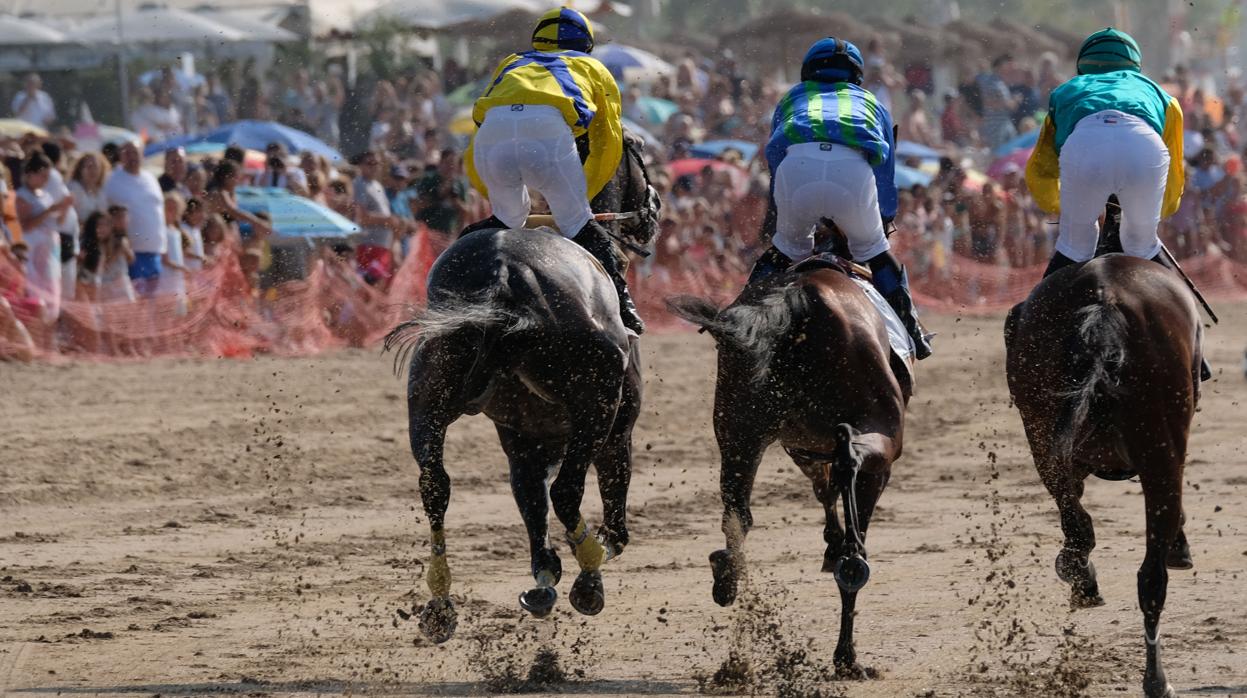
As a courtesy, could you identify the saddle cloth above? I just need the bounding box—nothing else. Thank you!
[792,253,915,364]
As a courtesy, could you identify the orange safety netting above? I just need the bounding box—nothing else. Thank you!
[3,230,1247,362]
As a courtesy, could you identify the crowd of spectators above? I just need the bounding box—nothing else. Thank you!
[4,30,1247,360]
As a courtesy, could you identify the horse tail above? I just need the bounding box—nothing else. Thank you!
[383,262,539,376]
[667,284,810,383]
[1052,287,1129,465]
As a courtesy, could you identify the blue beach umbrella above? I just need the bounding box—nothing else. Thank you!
[145,120,342,161]
[235,187,359,239]
[894,164,934,190]
[895,140,941,162]
[596,44,675,82]
[632,96,679,126]
[992,129,1039,157]
[688,139,759,161]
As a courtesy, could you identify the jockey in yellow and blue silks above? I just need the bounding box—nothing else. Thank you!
[462,7,642,333]
[749,37,930,360]
[1026,28,1185,278]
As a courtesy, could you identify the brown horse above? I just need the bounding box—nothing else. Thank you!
[1005,226,1203,696]
[668,262,911,675]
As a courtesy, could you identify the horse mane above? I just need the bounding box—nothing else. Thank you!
[667,283,810,384]
[1052,287,1128,465]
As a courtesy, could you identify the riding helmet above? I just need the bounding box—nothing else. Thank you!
[1077,28,1142,75]
[800,37,865,84]
[532,7,595,54]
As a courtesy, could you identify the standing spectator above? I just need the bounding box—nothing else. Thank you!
[204,73,233,125]
[16,152,73,322]
[69,152,110,220]
[131,90,183,143]
[969,181,1006,264]
[901,90,938,146]
[157,193,190,312]
[104,142,167,297]
[41,142,79,302]
[350,150,402,285]
[11,73,55,128]
[259,143,307,194]
[940,92,973,147]
[79,209,135,303]
[180,198,207,271]
[158,147,188,195]
[977,55,1019,150]
[412,149,468,237]
[204,160,273,239]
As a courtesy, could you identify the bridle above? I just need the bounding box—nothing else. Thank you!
[595,135,661,256]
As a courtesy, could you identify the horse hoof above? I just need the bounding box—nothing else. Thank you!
[519,586,558,619]
[569,571,605,616]
[418,597,457,644]
[1165,547,1193,571]
[1143,679,1176,698]
[709,549,739,607]
[597,524,628,559]
[834,554,871,592]
[1070,588,1106,609]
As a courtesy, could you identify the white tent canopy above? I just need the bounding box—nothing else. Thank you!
[360,0,549,30]
[191,7,299,42]
[65,6,245,44]
[0,14,68,45]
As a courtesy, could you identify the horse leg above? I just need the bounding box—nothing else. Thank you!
[1138,470,1183,698]
[1165,508,1193,570]
[406,337,476,643]
[594,341,642,558]
[411,417,457,643]
[830,424,894,676]
[497,424,564,619]
[546,350,625,616]
[1039,465,1104,608]
[710,432,768,607]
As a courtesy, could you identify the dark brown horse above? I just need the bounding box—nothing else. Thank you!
[384,138,658,644]
[1005,214,1203,696]
[668,262,912,675]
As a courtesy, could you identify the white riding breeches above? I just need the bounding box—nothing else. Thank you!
[772,142,890,262]
[473,104,593,238]
[1057,110,1169,261]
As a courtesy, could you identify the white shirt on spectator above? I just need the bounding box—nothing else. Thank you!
[131,103,183,142]
[68,181,109,221]
[104,169,167,255]
[11,90,55,127]
[180,222,205,271]
[259,167,308,191]
[156,224,187,299]
[45,168,79,243]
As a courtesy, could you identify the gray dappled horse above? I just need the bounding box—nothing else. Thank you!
[384,135,658,643]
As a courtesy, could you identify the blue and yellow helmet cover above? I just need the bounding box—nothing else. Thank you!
[532,7,595,54]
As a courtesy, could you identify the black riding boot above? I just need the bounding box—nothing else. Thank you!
[458,215,507,238]
[1150,252,1213,382]
[747,245,794,285]
[1042,251,1079,278]
[866,251,933,360]
[573,220,645,334]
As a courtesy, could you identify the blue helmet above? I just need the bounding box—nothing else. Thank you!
[532,7,595,54]
[801,37,864,84]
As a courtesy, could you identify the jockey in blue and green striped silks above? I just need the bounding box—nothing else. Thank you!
[750,36,930,360]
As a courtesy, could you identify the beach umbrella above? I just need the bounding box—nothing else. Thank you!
[632,96,678,126]
[0,15,67,45]
[235,187,359,239]
[667,157,748,195]
[621,117,659,149]
[145,120,342,161]
[991,129,1039,157]
[361,0,547,31]
[139,69,206,92]
[0,118,48,137]
[595,44,675,82]
[191,8,299,42]
[688,139,758,161]
[986,147,1032,180]
[66,7,245,44]
[895,140,941,162]
[446,79,487,107]
[894,164,935,190]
